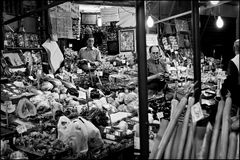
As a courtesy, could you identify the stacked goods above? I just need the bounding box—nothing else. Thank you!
[176,96,195,159]
[4,32,40,48]
[152,82,196,159]
[150,92,239,159]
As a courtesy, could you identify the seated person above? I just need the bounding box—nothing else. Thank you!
[147,45,168,93]
[78,34,102,67]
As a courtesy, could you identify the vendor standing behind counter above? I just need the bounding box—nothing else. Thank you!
[147,45,169,92]
[78,34,102,66]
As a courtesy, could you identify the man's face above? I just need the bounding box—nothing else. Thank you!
[150,46,161,60]
[87,38,94,48]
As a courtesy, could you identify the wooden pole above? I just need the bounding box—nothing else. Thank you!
[136,0,149,159]
[191,0,201,101]
[0,0,4,51]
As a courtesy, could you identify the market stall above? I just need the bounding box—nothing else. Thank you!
[1,1,239,160]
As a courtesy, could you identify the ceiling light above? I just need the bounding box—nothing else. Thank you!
[210,1,219,5]
[216,16,224,28]
[147,16,154,28]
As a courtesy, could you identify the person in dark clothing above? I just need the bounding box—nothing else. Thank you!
[221,39,240,110]
[147,45,168,92]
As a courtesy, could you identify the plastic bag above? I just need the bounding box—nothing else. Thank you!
[57,116,89,156]
[78,117,104,150]
[71,118,89,155]
[57,116,72,143]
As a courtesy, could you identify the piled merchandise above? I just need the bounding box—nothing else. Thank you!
[149,88,239,159]
[4,32,40,48]
[0,64,137,159]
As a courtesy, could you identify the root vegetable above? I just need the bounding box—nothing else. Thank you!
[149,119,169,159]
[176,96,195,159]
[154,82,197,159]
[198,122,213,159]
[155,95,188,159]
[235,133,239,160]
[164,125,177,159]
[227,131,237,159]
[183,121,197,159]
[209,99,225,159]
[219,96,232,159]
[170,91,179,120]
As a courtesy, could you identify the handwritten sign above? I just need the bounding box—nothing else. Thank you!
[16,125,27,134]
[146,34,158,46]
[97,71,103,77]
[191,102,204,123]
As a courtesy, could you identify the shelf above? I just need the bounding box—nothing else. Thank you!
[0,78,9,84]
[5,47,43,50]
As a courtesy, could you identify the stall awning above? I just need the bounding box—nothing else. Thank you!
[116,13,136,28]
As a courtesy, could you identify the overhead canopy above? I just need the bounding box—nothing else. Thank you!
[116,7,136,28]
[116,13,136,28]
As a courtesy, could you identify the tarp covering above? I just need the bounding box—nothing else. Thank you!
[116,7,136,28]
[116,14,136,28]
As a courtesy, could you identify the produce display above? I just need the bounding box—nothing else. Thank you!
[4,32,40,48]
[1,83,33,101]
[1,32,238,160]
[0,64,137,160]
[15,132,69,155]
[150,90,239,159]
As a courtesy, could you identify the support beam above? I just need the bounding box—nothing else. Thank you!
[73,0,135,7]
[135,0,149,159]
[3,0,67,25]
[191,0,201,101]
[236,3,239,39]
[154,1,230,24]
[0,0,3,51]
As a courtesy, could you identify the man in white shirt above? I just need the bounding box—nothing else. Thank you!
[78,35,102,66]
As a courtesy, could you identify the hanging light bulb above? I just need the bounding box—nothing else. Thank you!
[210,1,219,5]
[216,16,224,28]
[147,16,154,28]
[97,17,102,27]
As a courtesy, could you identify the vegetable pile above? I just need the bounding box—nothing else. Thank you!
[150,91,239,159]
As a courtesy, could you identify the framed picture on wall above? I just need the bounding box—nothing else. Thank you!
[119,30,135,52]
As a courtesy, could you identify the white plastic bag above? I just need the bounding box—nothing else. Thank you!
[71,118,89,155]
[57,116,72,143]
[78,117,104,150]
[57,116,89,156]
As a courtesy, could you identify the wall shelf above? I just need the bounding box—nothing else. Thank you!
[5,47,43,50]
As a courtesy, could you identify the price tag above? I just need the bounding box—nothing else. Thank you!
[97,71,103,77]
[28,76,34,81]
[87,62,91,68]
[77,68,82,74]
[157,112,164,120]
[191,102,204,123]
[16,125,27,134]
[106,134,116,140]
